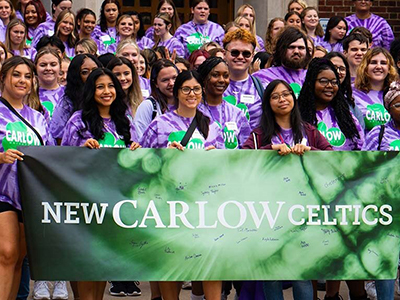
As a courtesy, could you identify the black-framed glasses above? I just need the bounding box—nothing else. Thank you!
[271,91,292,101]
[317,78,339,87]
[180,86,202,95]
[225,49,253,58]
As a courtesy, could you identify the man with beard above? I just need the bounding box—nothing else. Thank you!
[253,26,311,98]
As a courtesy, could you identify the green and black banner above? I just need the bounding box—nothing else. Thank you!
[18,147,400,281]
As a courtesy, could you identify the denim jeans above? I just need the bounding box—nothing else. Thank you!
[16,256,30,300]
[375,280,395,300]
[263,281,313,300]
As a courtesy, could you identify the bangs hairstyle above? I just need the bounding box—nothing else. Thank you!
[260,79,304,145]
[99,0,120,32]
[298,58,360,142]
[81,68,132,146]
[55,10,77,48]
[355,47,398,93]
[34,47,62,66]
[324,16,347,42]
[173,69,210,139]
[24,0,47,31]
[5,18,28,55]
[107,56,143,116]
[157,0,181,35]
[301,7,324,37]
[150,58,178,112]
[223,28,256,51]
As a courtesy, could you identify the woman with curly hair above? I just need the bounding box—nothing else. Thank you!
[298,58,364,150]
[353,47,398,133]
[264,18,285,54]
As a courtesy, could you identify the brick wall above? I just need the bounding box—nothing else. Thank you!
[318,0,399,38]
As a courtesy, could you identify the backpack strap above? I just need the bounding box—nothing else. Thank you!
[250,75,265,99]
[377,125,385,151]
[147,96,158,120]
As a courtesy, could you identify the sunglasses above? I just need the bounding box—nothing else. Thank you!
[225,49,253,58]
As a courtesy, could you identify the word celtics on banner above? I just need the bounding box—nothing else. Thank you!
[18,147,400,281]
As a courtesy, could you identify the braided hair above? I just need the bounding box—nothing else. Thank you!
[298,58,360,141]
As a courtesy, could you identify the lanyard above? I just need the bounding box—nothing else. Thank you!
[277,132,291,149]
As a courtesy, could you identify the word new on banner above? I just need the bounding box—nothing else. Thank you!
[18,147,400,281]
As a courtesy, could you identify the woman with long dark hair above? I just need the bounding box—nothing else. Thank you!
[320,16,347,53]
[92,0,119,54]
[134,59,179,138]
[298,58,364,150]
[0,56,54,300]
[50,53,102,142]
[130,11,154,50]
[197,56,251,149]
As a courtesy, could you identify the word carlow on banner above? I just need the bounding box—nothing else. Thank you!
[18,147,400,281]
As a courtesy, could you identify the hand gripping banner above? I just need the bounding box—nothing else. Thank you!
[18,147,400,281]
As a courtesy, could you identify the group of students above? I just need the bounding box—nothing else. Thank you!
[0,0,399,300]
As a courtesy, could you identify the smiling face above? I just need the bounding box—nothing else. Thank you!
[24,4,38,26]
[59,60,70,85]
[10,24,26,47]
[287,14,301,29]
[156,66,178,99]
[137,55,146,76]
[0,0,11,22]
[191,1,209,24]
[329,20,346,42]
[204,62,229,98]
[389,95,400,125]
[37,53,60,86]
[112,64,132,92]
[237,17,251,32]
[80,14,96,35]
[2,64,33,101]
[153,17,169,37]
[160,2,174,18]
[118,16,134,38]
[224,40,254,75]
[303,9,319,31]
[314,69,339,107]
[343,40,368,68]
[178,78,202,110]
[58,15,74,37]
[270,83,294,118]
[94,74,116,109]
[367,52,389,85]
[354,0,372,13]
[119,45,139,66]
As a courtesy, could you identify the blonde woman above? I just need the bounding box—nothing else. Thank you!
[264,17,286,54]
[54,9,77,59]
[5,19,34,59]
[287,0,308,13]
[236,4,264,51]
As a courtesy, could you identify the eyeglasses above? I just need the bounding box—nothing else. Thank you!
[335,66,346,74]
[271,91,292,101]
[317,78,339,87]
[225,49,253,58]
[180,86,202,95]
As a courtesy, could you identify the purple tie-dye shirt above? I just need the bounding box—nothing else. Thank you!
[32,20,55,49]
[353,89,390,132]
[270,127,309,147]
[49,94,73,139]
[145,26,155,40]
[140,110,224,149]
[362,120,400,151]
[345,13,394,49]
[61,110,137,147]
[137,36,155,50]
[174,21,224,58]
[92,25,117,54]
[253,66,306,98]
[0,101,54,210]
[316,106,364,150]
[318,40,343,53]
[156,37,185,58]
[39,86,65,118]
[223,75,262,130]
[198,101,251,149]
